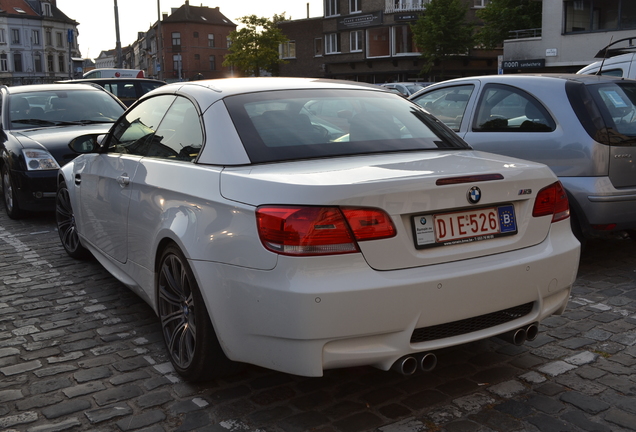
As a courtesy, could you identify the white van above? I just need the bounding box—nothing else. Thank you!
[577,53,636,78]
[83,68,145,79]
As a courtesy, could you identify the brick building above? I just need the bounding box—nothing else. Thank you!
[278,0,501,83]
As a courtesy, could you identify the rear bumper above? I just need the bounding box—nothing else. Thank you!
[561,176,636,232]
[190,219,580,377]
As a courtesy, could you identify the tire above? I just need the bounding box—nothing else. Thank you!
[2,165,25,219]
[157,245,243,381]
[56,180,91,259]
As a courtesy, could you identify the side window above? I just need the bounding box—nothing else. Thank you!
[147,97,203,161]
[473,84,555,132]
[412,85,474,131]
[108,95,176,155]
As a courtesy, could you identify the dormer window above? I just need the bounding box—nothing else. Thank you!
[42,2,53,17]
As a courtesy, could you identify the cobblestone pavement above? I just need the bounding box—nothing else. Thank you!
[1,210,635,432]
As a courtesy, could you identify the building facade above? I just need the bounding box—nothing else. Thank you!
[278,0,501,83]
[0,0,80,85]
[503,0,636,73]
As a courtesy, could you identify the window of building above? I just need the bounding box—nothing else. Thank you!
[172,32,181,46]
[325,0,340,17]
[11,29,20,44]
[209,55,216,70]
[564,0,636,32]
[0,29,5,44]
[280,41,296,58]
[32,30,40,45]
[56,32,63,47]
[227,36,232,48]
[208,34,215,47]
[34,52,42,72]
[351,30,363,52]
[46,30,52,46]
[194,31,199,38]
[194,54,200,60]
[173,54,181,72]
[58,54,65,72]
[473,0,489,7]
[0,54,7,72]
[350,0,361,13]
[47,54,54,72]
[367,27,390,58]
[42,2,52,16]
[314,38,323,56]
[325,33,340,54]
[14,53,22,72]
[393,25,419,55]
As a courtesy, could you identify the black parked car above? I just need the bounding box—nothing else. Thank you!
[0,83,126,219]
[58,78,166,106]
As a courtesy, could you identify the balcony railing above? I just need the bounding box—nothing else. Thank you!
[385,0,429,14]
[508,28,542,40]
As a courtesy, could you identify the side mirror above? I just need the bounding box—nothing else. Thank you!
[69,134,105,153]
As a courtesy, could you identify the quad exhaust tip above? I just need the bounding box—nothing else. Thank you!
[391,352,437,375]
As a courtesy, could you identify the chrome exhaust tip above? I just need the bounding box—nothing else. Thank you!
[497,327,527,346]
[417,352,437,372]
[525,323,539,341]
[391,356,418,376]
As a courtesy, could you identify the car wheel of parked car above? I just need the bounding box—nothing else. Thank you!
[56,180,91,259]
[2,165,24,219]
[157,245,242,381]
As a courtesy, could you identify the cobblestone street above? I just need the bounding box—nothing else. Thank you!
[1,210,635,432]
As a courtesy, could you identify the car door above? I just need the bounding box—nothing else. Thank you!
[77,94,176,263]
[410,82,479,132]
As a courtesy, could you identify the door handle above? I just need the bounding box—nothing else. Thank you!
[117,174,130,187]
[74,174,81,185]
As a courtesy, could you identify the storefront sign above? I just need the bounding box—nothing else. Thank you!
[502,59,545,70]
[337,11,383,30]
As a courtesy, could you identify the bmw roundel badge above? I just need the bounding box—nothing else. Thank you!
[468,186,481,204]
[420,217,427,225]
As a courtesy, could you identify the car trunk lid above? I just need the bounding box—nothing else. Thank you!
[220,151,560,271]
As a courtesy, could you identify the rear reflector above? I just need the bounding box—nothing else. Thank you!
[256,206,396,256]
[591,223,617,231]
[532,181,570,222]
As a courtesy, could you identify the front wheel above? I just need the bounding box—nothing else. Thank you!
[56,180,90,259]
[2,165,24,219]
[157,245,243,381]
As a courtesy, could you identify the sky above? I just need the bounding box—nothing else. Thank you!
[56,0,324,60]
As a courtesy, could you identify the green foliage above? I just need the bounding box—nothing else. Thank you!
[476,0,542,49]
[411,0,474,75]
[223,14,289,77]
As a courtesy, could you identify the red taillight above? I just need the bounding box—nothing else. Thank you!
[256,206,396,256]
[532,181,570,222]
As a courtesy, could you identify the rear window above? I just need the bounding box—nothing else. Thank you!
[588,81,636,145]
[223,89,469,163]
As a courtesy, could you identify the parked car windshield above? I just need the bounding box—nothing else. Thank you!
[224,89,469,163]
[9,89,125,130]
[588,81,636,144]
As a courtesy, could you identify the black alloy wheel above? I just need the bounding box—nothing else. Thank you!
[56,180,90,259]
[2,165,24,219]
[157,245,242,381]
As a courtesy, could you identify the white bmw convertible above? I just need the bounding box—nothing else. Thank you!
[56,78,580,380]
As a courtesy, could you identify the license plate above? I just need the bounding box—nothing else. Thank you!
[412,205,517,248]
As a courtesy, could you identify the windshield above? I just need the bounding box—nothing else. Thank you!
[9,89,125,130]
[224,89,469,163]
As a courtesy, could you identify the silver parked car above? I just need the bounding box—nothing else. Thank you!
[410,74,636,241]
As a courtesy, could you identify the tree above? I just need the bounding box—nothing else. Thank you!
[476,0,542,49]
[223,14,289,77]
[411,0,474,76]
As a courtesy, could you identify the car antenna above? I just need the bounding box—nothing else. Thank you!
[596,36,613,76]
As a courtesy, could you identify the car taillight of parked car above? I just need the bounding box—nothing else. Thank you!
[256,206,396,256]
[532,181,570,223]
